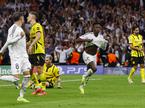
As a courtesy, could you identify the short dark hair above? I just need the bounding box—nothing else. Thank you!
[132,25,139,32]
[93,22,102,28]
[13,12,23,22]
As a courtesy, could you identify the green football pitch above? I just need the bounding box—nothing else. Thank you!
[0,75,145,108]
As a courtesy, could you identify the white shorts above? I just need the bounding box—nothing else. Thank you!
[10,57,31,75]
[83,51,97,66]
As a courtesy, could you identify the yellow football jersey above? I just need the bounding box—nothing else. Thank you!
[128,34,144,57]
[29,23,45,54]
[43,63,59,81]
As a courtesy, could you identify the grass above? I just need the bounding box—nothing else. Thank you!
[0,75,145,108]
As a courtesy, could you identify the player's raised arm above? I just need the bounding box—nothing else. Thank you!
[55,46,62,53]
[75,33,93,43]
[75,38,93,43]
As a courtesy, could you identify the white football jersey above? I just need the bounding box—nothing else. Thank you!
[7,24,28,58]
[79,32,96,48]
[79,32,107,50]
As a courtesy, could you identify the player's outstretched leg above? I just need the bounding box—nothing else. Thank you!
[79,68,93,94]
[0,75,20,89]
[80,50,97,94]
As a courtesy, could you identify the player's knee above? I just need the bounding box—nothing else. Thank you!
[40,73,46,82]
[13,74,19,79]
[23,71,30,76]
[133,66,137,70]
[37,66,43,75]
[91,67,97,73]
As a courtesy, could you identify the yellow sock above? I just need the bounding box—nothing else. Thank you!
[128,67,136,79]
[140,68,145,81]
[40,73,46,91]
[31,73,39,87]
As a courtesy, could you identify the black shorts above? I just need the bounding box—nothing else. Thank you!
[39,79,54,88]
[131,57,144,65]
[29,54,45,66]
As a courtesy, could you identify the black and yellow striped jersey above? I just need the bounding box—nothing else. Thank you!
[128,34,144,57]
[30,23,45,54]
[43,64,59,80]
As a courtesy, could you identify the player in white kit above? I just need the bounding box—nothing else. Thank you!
[76,23,108,94]
[0,12,31,102]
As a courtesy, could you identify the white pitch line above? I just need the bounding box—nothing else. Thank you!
[62,78,102,82]
[0,78,102,87]
[0,84,13,87]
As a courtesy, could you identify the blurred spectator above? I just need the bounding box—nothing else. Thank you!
[55,45,73,65]
[107,49,118,67]
[96,52,101,65]
[68,48,80,65]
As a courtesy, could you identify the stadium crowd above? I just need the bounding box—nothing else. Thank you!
[0,0,145,66]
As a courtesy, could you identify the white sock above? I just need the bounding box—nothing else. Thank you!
[19,75,30,97]
[80,69,93,87]
[57,77,61,87]
[84,69,93,78]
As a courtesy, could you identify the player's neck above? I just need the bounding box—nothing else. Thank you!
[46,63,53,67]
[133,33,138,36]
[94,32,99,36]
[15,21,22,27]
[30,20,36,26]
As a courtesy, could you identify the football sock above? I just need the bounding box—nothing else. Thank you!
[80,69,93,86]
[84,68,93,79]
[39,73,46,91]
[19,75,30,97]
[140,68,145,81]
[128,67,136,79]
[31,73,39,88]
[57,77,61,87]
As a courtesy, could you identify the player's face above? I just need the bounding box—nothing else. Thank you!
[20,16,25,24]
[94,24,101,36]
[27,13,33,23]
[45,58,52,65]
[134,28,139,35]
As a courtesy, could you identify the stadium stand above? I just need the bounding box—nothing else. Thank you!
[0,0,145,66]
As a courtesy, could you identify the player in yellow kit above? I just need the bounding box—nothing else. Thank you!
[41,55,61,88]
[38,55,62,95]
[128,25,145,84]
[27,11,45,94]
